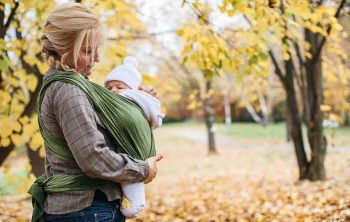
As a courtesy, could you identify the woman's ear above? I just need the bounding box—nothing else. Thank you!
[55,49,62,56]
[56,48,72,57]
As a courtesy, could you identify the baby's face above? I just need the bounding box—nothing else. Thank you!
[106,80,131,93]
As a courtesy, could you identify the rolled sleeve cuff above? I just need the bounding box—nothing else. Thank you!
[123,159,149,183]
[137,161,149,182]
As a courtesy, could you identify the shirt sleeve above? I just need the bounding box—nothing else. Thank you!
[52,82,149,184]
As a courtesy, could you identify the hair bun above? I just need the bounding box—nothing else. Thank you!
[123,56,138,68]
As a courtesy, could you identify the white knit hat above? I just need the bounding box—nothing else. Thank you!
[104,56,142,90]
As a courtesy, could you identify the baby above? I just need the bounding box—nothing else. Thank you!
[105,56,164,129]
[104,56,164,218]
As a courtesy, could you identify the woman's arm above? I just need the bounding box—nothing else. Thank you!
[52,82,152,183]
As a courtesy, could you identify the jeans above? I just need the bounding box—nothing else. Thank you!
[45,191,125,222]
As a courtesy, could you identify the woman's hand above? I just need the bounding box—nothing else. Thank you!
[144,154,163,184]
[138,85,158,99]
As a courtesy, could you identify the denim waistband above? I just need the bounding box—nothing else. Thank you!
[94,190,109,201]
[93,190,120,207]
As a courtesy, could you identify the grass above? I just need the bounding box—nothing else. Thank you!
[0,170,28,196]
[163,121,350,145]
[217,122,288,139]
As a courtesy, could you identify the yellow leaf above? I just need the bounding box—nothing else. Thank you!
[1,137,11,147]
[16,90,28,104]
[25,160,32,172]
[7,175,16,185]
[23,55,36,66]
[13,121,21,132]
[0,90,11,104]
[283,53,290,61]
[227,9,237,17]
[29,131,44,150]
[187,101,197,110]
[182,44,192,55]
[23,123,34,136]
[13,69,26,79]
[177,29,184,37]
[6,76,19,87]
[142,77,157,86]
[305,52,312,59]
[39,146,46,158]
[0,119,13,137]
[37,61,49,74]
[193,2,200,10]
[11,134,23,147]
[121,196,132,209]
[10,150,18,157]
[320,104,331,112]
[19,116,30,125]
[189,94,196,100]
[219,5,226,13]
[27,74,38,92]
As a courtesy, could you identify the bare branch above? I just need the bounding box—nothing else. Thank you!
[108,30,177,41]
[3,1,19,36]
[313,0,346,62]
[241,88,262,123]
[269,50,286,84]
[0,3,4,38]
[243,15,254,28]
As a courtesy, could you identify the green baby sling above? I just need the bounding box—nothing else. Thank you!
[28,71,156,222]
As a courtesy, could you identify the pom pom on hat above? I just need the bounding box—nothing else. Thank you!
[123,56,138,68]
[104,56,142,89]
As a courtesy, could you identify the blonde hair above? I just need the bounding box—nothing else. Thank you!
[41,3,103,73]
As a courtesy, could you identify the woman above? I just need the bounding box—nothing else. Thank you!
[29,3,162,222]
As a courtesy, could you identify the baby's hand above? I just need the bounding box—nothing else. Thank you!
[138,85,158,99]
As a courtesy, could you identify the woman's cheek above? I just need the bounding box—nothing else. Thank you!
[78,55,88,68]
[85,55,93,67]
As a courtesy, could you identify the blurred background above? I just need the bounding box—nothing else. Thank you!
[0,0,350,221]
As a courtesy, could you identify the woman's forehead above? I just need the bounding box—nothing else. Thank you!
[81,38,102,49]
[81,44,100,49]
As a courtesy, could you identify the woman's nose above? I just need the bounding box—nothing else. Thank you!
[94,51,100,63]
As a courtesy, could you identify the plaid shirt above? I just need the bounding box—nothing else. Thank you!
[40,68,149,214]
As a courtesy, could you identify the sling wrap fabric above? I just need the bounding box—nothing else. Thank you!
[28,71,155,222]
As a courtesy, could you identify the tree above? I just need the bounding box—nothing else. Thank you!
[177,1,270,154]
[266,0,347,180]
[179,0,349,181]
[237,69,284,127]
[0,0,146,177]
[0,0,54,176]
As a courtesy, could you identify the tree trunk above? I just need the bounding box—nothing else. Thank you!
[203,79,217,154]
[0,143,15,165]
[0,17,45,169]
[301,0,347,181]
[0,66,44,167]
[303,29,327,181]
[223,93,232,130]
[283,59,309,179]
[27,147,45,177]
[285,107,292,142]
[259,93,269,127]
[269,0,345,181]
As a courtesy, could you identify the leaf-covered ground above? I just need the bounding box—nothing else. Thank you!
[0,123,349,221]
[135,177,350,222]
